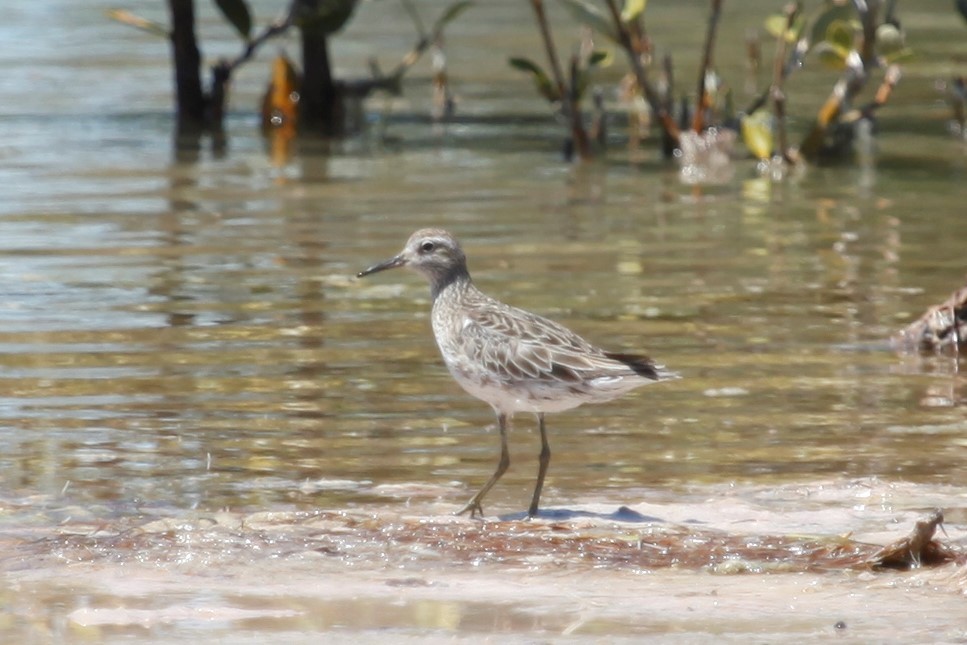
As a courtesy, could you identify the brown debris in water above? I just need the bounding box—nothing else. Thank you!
[3,508,962,575]
[867,509,957,570]
[894,283,967,353]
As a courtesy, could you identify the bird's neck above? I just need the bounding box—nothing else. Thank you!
[430,270,472,302]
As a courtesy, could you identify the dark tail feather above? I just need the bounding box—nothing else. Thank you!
[604,352,664,380]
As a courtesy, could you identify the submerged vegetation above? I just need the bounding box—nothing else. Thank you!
[896,282,967,354]
[8,506,960,577]
[109,0,471,138]
[107,0,964,173]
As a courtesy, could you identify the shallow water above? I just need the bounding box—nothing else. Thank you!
[1,0,967,642]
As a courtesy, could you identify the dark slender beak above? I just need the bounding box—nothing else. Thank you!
[357,254,406,278]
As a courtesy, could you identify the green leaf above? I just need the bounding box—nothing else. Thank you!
[587,49,612,67]
[808,3,855,51]
[509,57,561,103]
[431,0,474,35]
[883,46,914,64]
[621,0,647,23]
[741,110,773,160]
[214,0,252,40]
[763,13,805,43]
[295,0,359,36]
[558,0,618,42]
[106,9,170,38]
[812,41,850,70]
[825,19,854,52]
[875,23,905,57]
[763,14,786,39]
[571,50,611,100]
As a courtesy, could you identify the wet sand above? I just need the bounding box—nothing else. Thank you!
[3,478,964,642]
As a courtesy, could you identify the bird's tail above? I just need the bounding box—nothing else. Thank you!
[604,352,681,382]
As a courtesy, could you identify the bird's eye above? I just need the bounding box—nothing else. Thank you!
[420,241,435,253]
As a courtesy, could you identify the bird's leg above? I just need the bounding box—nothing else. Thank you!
[528,413,551,518]
[457,413,510,518]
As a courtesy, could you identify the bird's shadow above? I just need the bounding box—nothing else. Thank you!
[497,505,690,523]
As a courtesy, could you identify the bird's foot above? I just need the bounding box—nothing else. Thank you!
[456,498,484,519]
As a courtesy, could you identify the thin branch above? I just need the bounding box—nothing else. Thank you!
[859,64,901,118]
[661,53,677,157]
[399,0,427,40]
[692,0,724,132]
[530,0,569,102]
[853,0,879,68]
[602,0,680,150]
[389,3,468,85]
[205,7,295,128]
[743,18,808,117]
[799,0,887,161]
[745,28,761,97]
[530,0,591,160]
[224,7,296,74]
[769,1,801,163]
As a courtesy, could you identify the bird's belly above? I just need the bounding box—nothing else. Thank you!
[446,366,589,414]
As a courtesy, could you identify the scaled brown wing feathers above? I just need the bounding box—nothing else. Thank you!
[458,296,659,385]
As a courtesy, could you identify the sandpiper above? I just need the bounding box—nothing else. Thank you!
[358,228,679,518]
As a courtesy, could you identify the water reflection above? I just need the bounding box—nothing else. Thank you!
[5,141,965,513]
[2,1,967,641]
